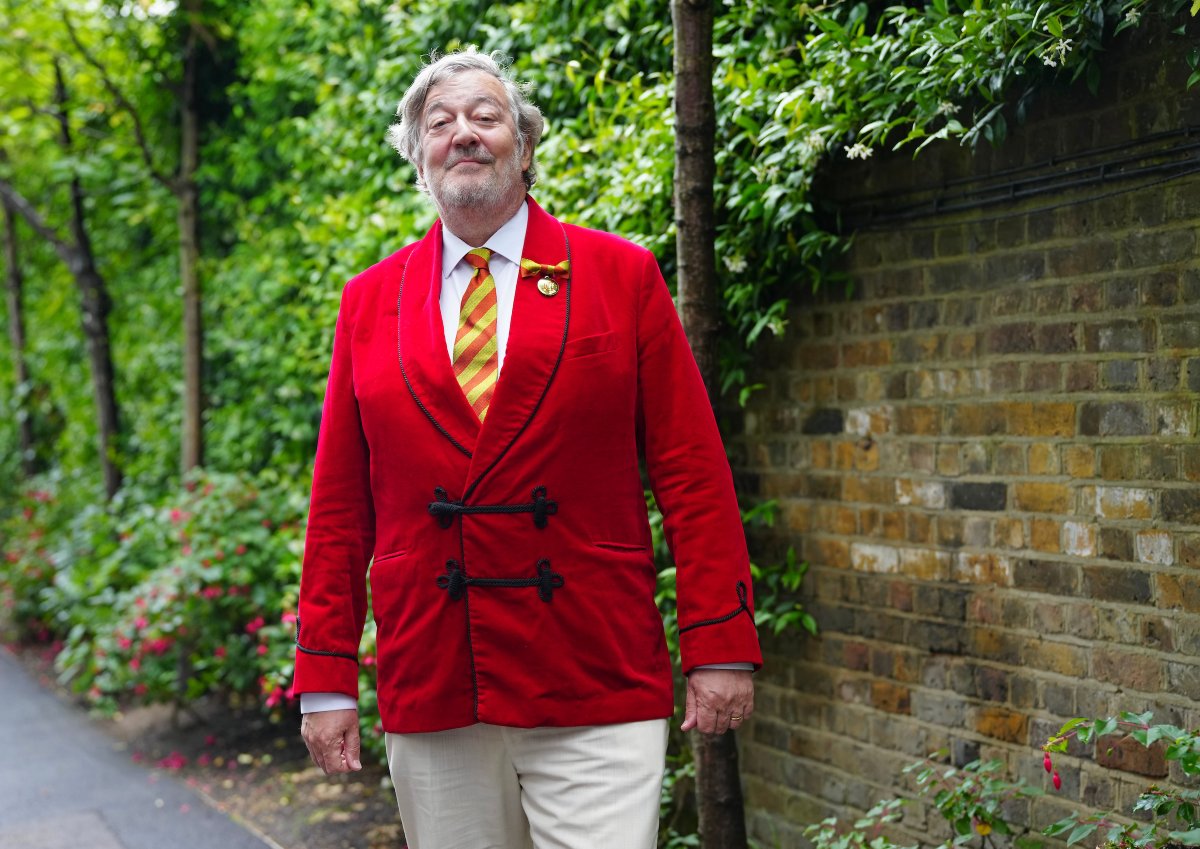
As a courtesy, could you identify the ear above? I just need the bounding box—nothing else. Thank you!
[520,139,533,173]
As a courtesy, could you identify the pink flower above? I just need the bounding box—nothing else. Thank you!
[169,508,187,524]
[1052,771,1061,790]
[245,616,265,635]
[134,683,148,696]
[363,654,376,667]
[214,646,227,659]
[196,753,212,767]
[134,616,148,630]
[280,612,297,625]
[202,586,223,599]
[129,657,141,671]
[117,636,133,650]
[257,645,268,656]
[235,545,247,556]
[265,686,285,708]
[182,545,192,556]
[1043,752,1052,773]
[134,597,146,608]
[157,751,187,770]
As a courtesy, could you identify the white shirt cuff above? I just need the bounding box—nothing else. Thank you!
[691,662,754,672]
[299,692,358,714]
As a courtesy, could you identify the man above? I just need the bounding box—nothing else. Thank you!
[294,49,762,849]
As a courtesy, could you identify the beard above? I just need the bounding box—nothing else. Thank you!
[429,144,526,210]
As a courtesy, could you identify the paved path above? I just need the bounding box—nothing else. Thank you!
[0,647,275,849]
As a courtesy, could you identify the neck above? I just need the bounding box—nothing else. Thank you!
[437,193,526,248]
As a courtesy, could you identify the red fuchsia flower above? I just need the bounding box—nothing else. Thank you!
[169,508,188,524]
[181,545,192,556]
[202,559,212,567]
[363,654,376,667]
[1052,771,1062,790]
[22,507,34,520]
[280,611,297,626]
[134,683,148,696]
[117,636,132,650]
[196,753,212,767]
[146,637,173,655]
[88,686,102,700]
[245,616,265,636]
[1043,752,1052,773]
[214,646,227,659]
[134,616,148,630]
[204,735,217,747]
[257,645,268,656]
[32,490,53,503]
[235,545,247,556]
[201,586,223,599]
[135,597,146,608]
[4,551,18,564]
[129,657,141,672]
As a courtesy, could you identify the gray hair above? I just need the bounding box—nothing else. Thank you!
[386,48,545,192]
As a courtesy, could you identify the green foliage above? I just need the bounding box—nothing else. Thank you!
[807,753,1044,849]
[1044,714,1200,848]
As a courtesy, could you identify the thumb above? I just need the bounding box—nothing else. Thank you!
[345,722,362,771]
[680,680,697,732]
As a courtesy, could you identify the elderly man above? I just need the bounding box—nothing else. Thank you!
[294,49,762,849]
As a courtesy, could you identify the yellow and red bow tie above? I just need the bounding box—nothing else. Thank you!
[518,258,570,280]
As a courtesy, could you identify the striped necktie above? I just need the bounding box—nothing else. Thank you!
[454,248,499,421]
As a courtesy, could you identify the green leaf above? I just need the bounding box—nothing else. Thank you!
[1067,822,1098,846]
[1045,15,1063,37]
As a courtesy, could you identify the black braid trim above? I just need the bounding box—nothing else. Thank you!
[678,582,752,635]
[436,558,565,603]
[428,486,558,529]
[294,615,359,663]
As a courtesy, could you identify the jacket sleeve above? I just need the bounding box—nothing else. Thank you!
[292,280,376,699]
[634,251,763,674]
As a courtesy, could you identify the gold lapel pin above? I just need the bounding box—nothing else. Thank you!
[537,276,559,297]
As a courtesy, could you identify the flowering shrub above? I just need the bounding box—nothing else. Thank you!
[1044,713,1200,848]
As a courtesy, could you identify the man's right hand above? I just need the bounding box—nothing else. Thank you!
[301,708,362,774]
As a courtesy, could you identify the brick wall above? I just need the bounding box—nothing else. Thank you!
[731,20,1200,848]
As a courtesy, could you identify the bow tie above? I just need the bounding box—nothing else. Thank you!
[518,258,570,280]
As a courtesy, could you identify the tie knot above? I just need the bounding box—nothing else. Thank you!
[464,248,493,270]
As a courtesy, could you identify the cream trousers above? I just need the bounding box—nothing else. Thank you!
[385,719,669,849]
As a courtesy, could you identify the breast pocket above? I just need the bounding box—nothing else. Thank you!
[562,331,618,360]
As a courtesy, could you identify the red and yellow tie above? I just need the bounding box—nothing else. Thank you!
[454,248,499,421]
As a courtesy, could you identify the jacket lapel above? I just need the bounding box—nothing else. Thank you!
[463,197,570,498]
[397,220,481,459]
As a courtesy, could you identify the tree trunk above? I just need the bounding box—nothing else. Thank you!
[673,0,720,401]
[2,197,37,477]
[179,0,204,473]
[54,60,123,498]
[672,2,750,848]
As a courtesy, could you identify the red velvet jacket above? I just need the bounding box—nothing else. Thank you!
[293,198,762,733]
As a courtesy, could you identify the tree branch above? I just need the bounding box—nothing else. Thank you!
[59,7,178,191]
[0,175,74,266]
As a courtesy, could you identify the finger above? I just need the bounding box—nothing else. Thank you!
[680,682,698,731]
[345,724,362,771]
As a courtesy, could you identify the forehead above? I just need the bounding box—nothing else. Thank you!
[423,70,510,115]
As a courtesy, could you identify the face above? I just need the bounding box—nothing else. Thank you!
[418,70,532,212]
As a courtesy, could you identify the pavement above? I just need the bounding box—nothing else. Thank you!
[0,647,276,849]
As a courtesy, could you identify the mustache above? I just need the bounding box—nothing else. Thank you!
[445,147,496,169]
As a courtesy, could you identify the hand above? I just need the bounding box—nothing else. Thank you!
[680,668,754,735]
[301,708,362,774]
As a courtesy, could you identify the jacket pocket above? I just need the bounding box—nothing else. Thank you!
[562,331,618,360]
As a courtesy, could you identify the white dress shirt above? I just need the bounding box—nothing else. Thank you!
[300,204,747,715]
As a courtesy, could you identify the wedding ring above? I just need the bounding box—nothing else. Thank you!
[731,714,744,721]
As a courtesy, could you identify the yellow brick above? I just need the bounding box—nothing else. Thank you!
[1014,482,1071,513]
[1029,443,1059,476]
[1031,518,1060,552]
[1063,445,1095,478]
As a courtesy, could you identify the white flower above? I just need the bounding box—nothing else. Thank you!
[936,100,959,116]
[811,84,834,108]
[724,254,748,274]
[1125,7,1141,24]
[844,142,873,160]
[1043,53,1058,67]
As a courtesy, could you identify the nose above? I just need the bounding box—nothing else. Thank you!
[450,114,478,147]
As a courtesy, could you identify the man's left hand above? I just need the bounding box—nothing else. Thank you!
[680,668,754,735]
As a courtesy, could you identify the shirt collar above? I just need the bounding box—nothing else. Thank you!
[440,200,530,279]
